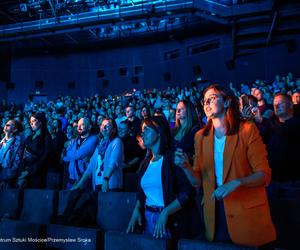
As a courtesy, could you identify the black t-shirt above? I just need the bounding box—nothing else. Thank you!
[266,117,300,181]
[126,117,141,137]
[121,135,145,172]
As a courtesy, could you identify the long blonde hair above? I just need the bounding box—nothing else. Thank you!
[174,100,199,139]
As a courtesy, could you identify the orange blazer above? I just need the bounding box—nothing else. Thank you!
[194,121,276,247]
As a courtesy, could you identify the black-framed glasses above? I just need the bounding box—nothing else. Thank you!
[200,94,222,106]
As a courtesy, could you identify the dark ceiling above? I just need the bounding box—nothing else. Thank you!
[0,0,299,56]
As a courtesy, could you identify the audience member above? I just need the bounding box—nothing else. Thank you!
[62,117,98,189]
[0,71,300,248]
[258,93,300,248]
[175,84,276,247]
[125,106,141,137]
[171,100,203,238]
[0,120,24,189]
[49,119,67,174]
[118,120,145,172]
[253,88,274,118]
[292,91,300,117]
[17,112,53,188]
[127,116,197,240]
[114,104,127,128]
[72,118,123,192]
[140,106,151,120]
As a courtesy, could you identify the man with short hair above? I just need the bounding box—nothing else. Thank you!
[62,117,98,189]
[125,106,141,137]
[258,93,300,248]
[264,93,300,181]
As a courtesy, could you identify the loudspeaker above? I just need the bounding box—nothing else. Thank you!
[97,69,105,78]
[35,80,44,89]
[286,40,297,53]
[163,72,171,81]
[225,60,235,71]
[67,81,76,89]
[192,65,202,76]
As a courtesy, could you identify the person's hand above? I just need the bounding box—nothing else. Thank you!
[153,209,169,238]
[126,208,142,233]
[102,179,109,192]
[174,148,190,169]
[241,106,254,120]
[19,170,29,179]
[23,149,35,162]
[17,177,27,189]
[262,109,274,119]
[212,179,241,200]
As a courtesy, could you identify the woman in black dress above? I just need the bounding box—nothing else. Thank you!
[18,112,53,188]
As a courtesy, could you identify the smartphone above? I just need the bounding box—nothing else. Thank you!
[241,95,250,109]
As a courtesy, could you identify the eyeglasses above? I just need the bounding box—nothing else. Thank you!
[201,94,222,106]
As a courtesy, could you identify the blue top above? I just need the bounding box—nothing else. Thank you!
[63,134,98,182]
[86,137,124,191]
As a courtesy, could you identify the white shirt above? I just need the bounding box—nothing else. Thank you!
[141,157,164,207]
[214,135,226,187]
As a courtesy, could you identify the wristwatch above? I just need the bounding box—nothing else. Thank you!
[103,177,109,181]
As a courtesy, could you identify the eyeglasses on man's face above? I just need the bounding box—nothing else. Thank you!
[201,94,222,106]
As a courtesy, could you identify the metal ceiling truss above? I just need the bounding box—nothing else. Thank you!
[0,0,196,41]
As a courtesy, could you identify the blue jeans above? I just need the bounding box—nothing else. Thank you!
[144,210,171,239]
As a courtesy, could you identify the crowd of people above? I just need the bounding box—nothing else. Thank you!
[0,72,300,249]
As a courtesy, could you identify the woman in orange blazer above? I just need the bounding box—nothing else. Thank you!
[175,84,276,247]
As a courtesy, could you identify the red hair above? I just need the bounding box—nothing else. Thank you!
[202,84,241,136]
